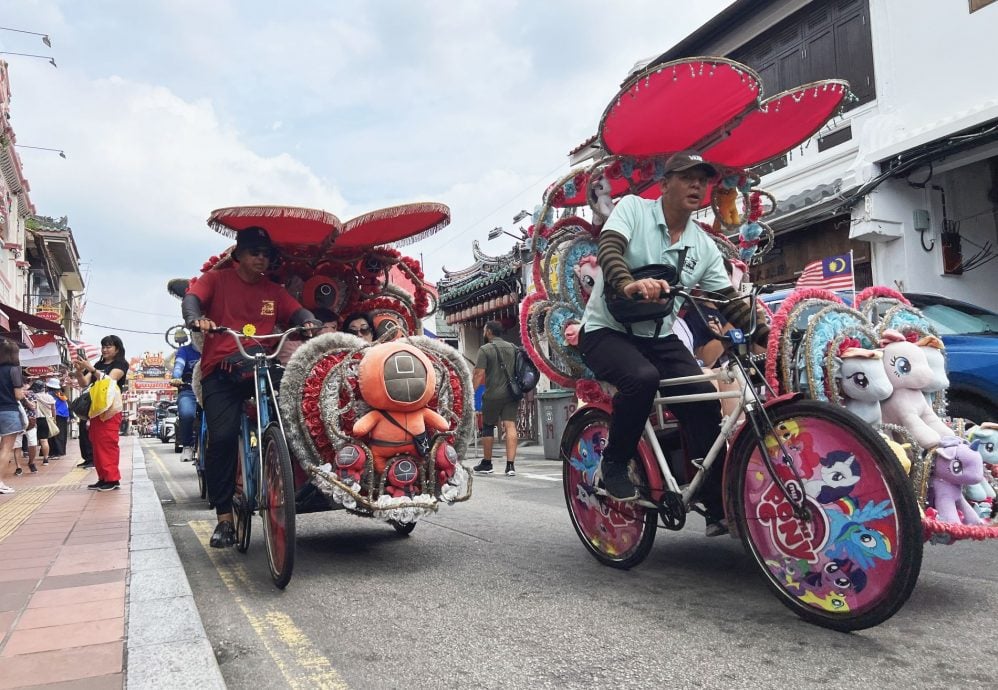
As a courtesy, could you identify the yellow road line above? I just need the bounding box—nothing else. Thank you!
[0,468,92,542]
[144,444,188,502]
[190,520,347,690]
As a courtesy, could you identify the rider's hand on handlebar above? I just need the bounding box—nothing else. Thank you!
[191,318,217,333]
[169,378,184,388]
[301,320,323,337]
[623,278,672,302]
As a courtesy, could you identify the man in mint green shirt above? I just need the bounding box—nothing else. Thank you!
[578,151,768,536]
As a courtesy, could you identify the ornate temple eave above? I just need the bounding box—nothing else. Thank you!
[438,262,521,304]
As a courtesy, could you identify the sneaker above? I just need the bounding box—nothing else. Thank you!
[96,481,120,492]
[705,519,729,538]
[87,480,103,490]
[209,520,236,548]
[505,462,516,477]
[0,482,14,494]
[42,459,49,466]
[77,462,95,469]
[14,467,22,476]
[597,460,639,502]
[473,460,494,474]
[28,463,38,473]
[181,446,194,462]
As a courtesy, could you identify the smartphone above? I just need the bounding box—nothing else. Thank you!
[77,347,86,359]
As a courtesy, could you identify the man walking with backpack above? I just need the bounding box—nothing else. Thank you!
[473,320,520,477]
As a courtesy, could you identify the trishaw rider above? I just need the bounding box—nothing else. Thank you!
[577,151,769,537]
[182,227,320,547]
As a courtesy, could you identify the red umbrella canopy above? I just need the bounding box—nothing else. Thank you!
[704,80,850,168]
[599,58,762,157]
[335,202,450,249]
[207,206,343,247]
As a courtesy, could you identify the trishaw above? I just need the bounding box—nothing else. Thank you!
[518,56,998,631]
[170,203,475,588]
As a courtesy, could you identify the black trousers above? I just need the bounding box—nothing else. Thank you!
[49,417,68,456]
[202,370,255,517]
[579,327,724,515]
[78,418,93,462]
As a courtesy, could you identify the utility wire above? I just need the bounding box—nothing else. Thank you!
[85,300,180,318]
[80,319,174,335]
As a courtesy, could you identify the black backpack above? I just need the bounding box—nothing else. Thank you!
[496,344,539,401]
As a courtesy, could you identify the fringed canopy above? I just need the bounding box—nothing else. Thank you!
[207,205,343,246]
[336,202,450,249]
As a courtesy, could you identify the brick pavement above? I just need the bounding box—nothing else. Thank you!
[0,434,224,689]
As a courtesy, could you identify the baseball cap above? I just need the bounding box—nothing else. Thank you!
[663,150,718,178]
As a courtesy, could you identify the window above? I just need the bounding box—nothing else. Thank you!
[732,0,875,109]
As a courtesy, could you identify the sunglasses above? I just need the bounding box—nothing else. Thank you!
[244,247,271,257]
[348,326,371,335]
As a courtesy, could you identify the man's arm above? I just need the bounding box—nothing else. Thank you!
[473,345,490,389]
[473,368,486,388]
[698,250,769,347]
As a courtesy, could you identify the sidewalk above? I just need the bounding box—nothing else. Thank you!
[0,435,224,689]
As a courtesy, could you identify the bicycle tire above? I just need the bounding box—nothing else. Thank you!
[261,423,296,589]
[727,399,922,631]
[390,520,417,536]
[197,468,207,501]
[562,408,657,570]
[233,440,252,553]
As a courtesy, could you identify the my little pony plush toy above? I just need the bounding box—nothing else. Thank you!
[917,335,948,411]
[834,340,892,426]
[572,255,600,304]
[588,174,614,225]
[878,329,952,449]
[931,436,985,525]
[353,342,450,475]
[966,422,998,518]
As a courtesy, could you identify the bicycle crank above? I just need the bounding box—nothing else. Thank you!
[657,491,686,531]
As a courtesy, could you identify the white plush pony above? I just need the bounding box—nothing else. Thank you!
[878,329,953,449]
[588,174,615,226]
[918,335,949,411]
[835,343,893,425]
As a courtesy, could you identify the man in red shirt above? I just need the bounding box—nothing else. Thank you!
[183,226,318,547]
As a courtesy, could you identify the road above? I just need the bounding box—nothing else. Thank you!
[141,438,998,689]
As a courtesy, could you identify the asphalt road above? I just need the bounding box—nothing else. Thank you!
[142,438,998,689]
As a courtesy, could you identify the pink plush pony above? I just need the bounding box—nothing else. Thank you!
[931,436,985,525]
[878,329,952,449]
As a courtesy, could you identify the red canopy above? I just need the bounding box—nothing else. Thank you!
[704,80,850,168]
[336,202,450,249]
[599,58,762,157]
[207,206,343,247]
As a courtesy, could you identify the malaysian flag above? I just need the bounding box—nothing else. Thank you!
[795,253,855,291]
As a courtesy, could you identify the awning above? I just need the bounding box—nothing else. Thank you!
[0,302,66,340]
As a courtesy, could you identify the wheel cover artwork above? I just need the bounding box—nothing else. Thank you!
[564,420,647,560]
[742,415,903,616]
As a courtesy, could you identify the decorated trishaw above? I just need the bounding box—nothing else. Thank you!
[517,56,998,631]
[173,203,475,587]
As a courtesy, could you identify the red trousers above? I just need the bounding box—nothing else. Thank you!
[91,412,122,483]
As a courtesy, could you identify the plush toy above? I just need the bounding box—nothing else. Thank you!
[572,255,600,304]
[834,343,892,426]
[353,342,451,475]
[930,436,985,525]
[712,185,740,231]
[917,335,949,410]
[966,422,998,518]
[588,174,614,225]
[878,329,952,449]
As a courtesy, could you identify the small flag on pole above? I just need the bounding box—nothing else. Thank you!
[796,253,854,291]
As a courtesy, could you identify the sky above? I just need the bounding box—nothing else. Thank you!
[1,0,731,359]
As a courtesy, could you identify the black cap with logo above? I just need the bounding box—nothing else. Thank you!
[663,150,719,178]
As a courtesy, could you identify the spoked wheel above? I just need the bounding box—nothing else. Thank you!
[728,399,922,631]
[233,442,252,553]
[261,423,296,589]
[390,520,417,536]
[562,408,657,569]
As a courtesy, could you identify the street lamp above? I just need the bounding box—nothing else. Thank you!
[15,145,66,159]
[0,27,52,47]
[512,209,532,224]
[0,52,56,68]
[488,225,527,242]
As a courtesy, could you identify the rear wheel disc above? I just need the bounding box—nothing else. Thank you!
[562,409,656,570]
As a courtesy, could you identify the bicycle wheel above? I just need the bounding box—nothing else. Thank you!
[233,439,252,553]
[562,408,657,569]
[727,399,922,631]
[390,520,417,536]
[261,423,296,589]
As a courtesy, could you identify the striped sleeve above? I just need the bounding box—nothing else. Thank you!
[714,286,771,346]
[597,230,633,293]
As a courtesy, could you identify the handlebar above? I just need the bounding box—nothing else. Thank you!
[190,325,307,362]
[630,281,775,342]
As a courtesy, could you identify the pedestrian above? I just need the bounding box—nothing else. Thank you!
[73,335,129,491]
[31,381,57,465]
[472,320,520,477]
[182,226,319,547]
[49,378,70,458]
[0,338,26,494]
[15,388,39,475]
[343,312,376,342]
[577,150,769,537]
[76,409,94,469]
